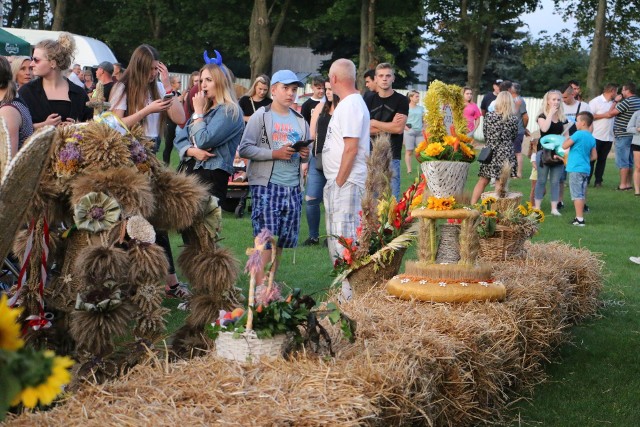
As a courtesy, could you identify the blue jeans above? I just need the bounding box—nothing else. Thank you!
[534,151,563,202]
[305,155,327,239]
[615,135,634,169]
[391,158,401,200]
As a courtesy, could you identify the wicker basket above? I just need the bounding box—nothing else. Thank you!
[436,223,461,264]
[215,330,287,362]
[478,225,527,262]
[347,248,407,294]
[480,191,523,213]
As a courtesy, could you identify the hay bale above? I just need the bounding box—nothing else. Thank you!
[5,242,603,427]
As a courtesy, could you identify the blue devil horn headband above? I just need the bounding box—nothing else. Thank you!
[203,50,223,66]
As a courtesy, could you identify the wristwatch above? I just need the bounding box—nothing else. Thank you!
[191,113,204,121]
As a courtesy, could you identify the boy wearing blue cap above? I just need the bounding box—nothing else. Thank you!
[239,70,310,284]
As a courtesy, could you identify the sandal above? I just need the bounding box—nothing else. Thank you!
[165,282,191,299]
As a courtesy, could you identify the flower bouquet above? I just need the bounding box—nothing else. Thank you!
[212,230,355,362]
[0,295,74,419]
[475,197,544,261]
[332,179,424,290]
[415,80,477,198]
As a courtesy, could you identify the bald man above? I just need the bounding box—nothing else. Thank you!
[322,59,370,299]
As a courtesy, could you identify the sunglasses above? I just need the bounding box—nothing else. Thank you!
[31,57,46,64]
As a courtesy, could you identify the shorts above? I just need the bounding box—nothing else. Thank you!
[403,128,422,150]
[615,135,634,168]
[568,172,589,200]
[631,144,640,152]
[250,182,302,248]
[513,132,524,154]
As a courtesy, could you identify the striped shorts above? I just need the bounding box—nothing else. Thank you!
[251,182,302,248]
[323,180,364,263]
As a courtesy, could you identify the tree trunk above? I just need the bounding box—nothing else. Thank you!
[357,0,375,93]
[50,0,66,31]
[586,0,608,99]
[249,0,291,81]
[464,25,493,98]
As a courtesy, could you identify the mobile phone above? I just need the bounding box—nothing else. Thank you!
[163,93,174,101]
[291,140,313,151]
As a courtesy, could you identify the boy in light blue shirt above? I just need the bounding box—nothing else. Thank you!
[563,111,597,226]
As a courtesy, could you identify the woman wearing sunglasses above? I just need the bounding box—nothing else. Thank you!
[18,32,92,129]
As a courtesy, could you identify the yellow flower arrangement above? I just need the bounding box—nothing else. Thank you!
[426,196,456,211]
[0,295,24,351]
[10,351,74,409]
[0,294,74,418]
[474,198,544,239]
[413,80,476,164]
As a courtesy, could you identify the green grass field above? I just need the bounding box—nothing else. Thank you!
[161,146,640,426]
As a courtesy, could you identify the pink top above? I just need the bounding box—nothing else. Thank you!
[463,102,481,133]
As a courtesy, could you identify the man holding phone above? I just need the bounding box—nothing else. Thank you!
[239,69,310,285]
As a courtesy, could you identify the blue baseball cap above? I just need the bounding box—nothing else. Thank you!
[271,70,303,87]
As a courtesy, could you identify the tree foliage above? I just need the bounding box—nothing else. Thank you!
[424,0,539,94]
[305,0,424,88]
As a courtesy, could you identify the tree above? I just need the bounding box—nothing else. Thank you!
[357,0,376,91]
[424,0,539,94]
[48,0,65,30]
[248,0,291,80]
[306,0,424,89]
[554,0,640,98]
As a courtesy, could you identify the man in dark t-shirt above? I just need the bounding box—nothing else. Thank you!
[300,75,325,124]
[365,63,408,199]
[480,79,502,116]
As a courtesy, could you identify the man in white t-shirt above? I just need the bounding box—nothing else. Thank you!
[588,83,618,187]
[322,58,370,274]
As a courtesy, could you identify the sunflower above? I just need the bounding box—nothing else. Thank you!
[459,142,475,158]
[427,196,455,211]
[0,294,24,351]
[10,351,74,408]
[415,140,428,154]
[481,196,496,206]
[483,210,498,217]
[518,205,528,216]
[425,142,445,157]
[532,208,545,223]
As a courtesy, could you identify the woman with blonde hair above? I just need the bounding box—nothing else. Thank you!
[534,89,569,216]
[470,91,519,204]
[403,89,424,174]
[10,56,32,88]
[174,62,243,202]
[18,32,92,128]
[238,74,271,122]
[0,56,33,155]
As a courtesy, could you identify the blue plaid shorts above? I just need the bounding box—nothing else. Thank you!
[251,182,302,248]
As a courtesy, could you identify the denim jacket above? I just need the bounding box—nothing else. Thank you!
[173,104,244,175]
[238,105,309,187]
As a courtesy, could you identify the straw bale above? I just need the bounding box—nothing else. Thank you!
[70,167,155,218]
[148,169,208,231]
[6,242,603,427]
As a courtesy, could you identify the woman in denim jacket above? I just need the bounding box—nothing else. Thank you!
[173,63,244,202]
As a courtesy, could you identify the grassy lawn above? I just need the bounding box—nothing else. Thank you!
[161,145,640,426]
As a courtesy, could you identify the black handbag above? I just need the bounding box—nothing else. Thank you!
[477,146,493,164]
[540,148,564,167]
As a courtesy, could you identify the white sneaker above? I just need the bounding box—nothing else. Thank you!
[630,257,640,265]
[551,210,562,216]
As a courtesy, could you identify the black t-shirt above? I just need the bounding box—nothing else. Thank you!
[365,91,409,159]
[239,96,272,118]
[537,113,568,151]
[480,91,497,113]
[300,98,321,124]
[103,82,114,102]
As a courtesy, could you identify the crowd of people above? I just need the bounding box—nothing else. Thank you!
[4,32,639,303]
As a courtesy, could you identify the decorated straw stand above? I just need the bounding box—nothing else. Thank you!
[387,80,505,302]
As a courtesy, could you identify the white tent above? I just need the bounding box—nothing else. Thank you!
[3,28,117,68]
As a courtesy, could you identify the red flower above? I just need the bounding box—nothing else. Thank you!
[356,224,362,237]
[343,247,353,264]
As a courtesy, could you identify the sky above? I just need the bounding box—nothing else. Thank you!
[521,0,576,38]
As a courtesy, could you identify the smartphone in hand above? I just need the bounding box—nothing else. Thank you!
[163,93,175,101]
[291,140,313,151]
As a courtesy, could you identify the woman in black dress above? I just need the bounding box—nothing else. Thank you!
[238,74,272,123]
[470,91,518,204]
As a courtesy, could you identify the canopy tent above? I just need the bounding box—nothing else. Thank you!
[2,28,117,68]
[0,28,31,56]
